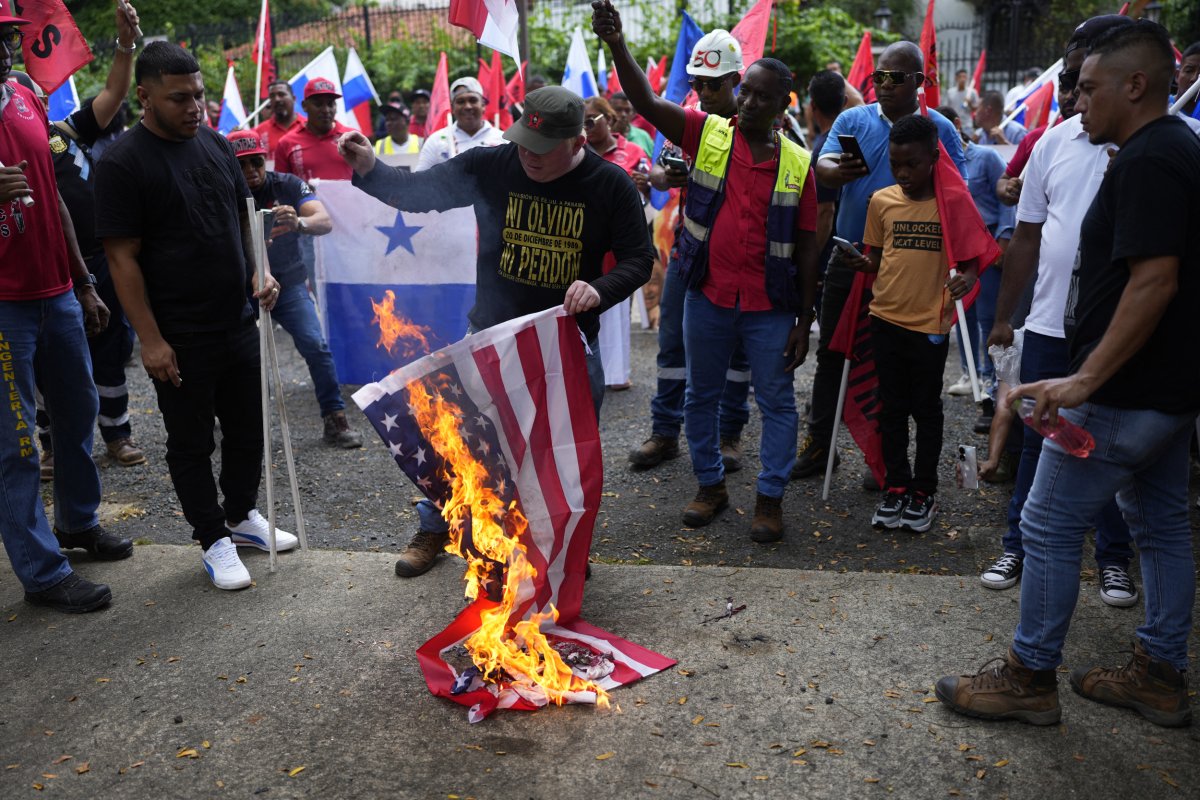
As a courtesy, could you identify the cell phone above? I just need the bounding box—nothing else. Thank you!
[260,209,277,241]
[837,135,869,172]
[957,445,979,490]
[662,155,688,173]
[831,236,863,260]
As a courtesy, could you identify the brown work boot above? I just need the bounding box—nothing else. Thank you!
[748,493,784,543]
[935,647,1061,725]
[628,434,680,468]
[106,438,147,466]
[1070,641,1192,728]
[720,436,743,473]
[40,450,53,482]
[682,480,728,528]
[394,528,450,578]
[323,411,364,449]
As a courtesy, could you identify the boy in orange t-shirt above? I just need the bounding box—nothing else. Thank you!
[842,115,978,533]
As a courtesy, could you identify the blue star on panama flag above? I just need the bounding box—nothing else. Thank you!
[375,211,423,256]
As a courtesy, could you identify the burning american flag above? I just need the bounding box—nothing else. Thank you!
[353,307,674,721]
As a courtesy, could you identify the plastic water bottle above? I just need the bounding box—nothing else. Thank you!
[1020,398,1095,458]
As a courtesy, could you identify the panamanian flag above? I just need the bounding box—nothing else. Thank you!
[314,181,477,385]
[352,307,675,720]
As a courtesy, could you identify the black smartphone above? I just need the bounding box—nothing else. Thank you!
[661,155,688,173]
[837,134,869,172]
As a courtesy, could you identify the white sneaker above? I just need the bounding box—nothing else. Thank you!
[202,537,252,590]
[227,509,299,552]
[947,373,974,396]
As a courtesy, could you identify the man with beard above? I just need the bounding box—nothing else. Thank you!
[253,80,304,154]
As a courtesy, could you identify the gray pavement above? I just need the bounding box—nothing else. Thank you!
[2,543,1197,799]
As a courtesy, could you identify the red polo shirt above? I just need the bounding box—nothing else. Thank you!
[599,135,651,274]
[680,109,817,312]
[254,116,304,154]
[0,85,71,300]
[274,122,354,181]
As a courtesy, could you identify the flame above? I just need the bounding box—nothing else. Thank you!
[406,380,610,708]
[371,290,431,357]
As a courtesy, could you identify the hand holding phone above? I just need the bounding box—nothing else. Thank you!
[662,155,688,173]
[837,134,870,178]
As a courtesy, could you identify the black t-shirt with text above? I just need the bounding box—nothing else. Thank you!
[251,171,316,289]
[1065,115,1200,413]
[94,124,254,336]
[353,143,654,340]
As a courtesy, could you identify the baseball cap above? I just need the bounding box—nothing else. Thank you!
[227,130,268,158]
[1066,15,1135,54]
[0,0,29,25]
[380,101,410,118]
[303,77,341,100]
[687,30,743,78]
[408,88,431,102]
[501,86,583,155]
[450,77,485,99]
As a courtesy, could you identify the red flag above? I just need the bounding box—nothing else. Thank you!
[1022,79,1055,131]
[729,0,775,70]
[252,0,276,100]
[448,0,487,38]
[487,50,511,130]
[918,0,940,108]
[827,270,885,488]
[606,64,622,97]
[358,308,675,720]
[15,0,93,95]
[505,61,526,107]
[971,49,986,95]
[427,52,452,135]
[647,56,667,95]
[846,30,875,103]
[477,56,493,102]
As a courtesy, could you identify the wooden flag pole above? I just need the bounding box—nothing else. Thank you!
[246,200,278,571]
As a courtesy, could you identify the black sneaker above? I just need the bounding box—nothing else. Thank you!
[981,553,1023,590]
[54,525,133,561]
[899,491,937,533]
[1099,566,1139,608]
[872,488,908,529]
[974,397,995,434]
[791,434,837,480]
[24,572,112,613]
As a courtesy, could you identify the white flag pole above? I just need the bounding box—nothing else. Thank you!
[1170,78,1200,115]
[1001,59,1062,128]
[247,199,278,571]
[252,0,268,127]
[950,268,982,402]
[821,360,851,502]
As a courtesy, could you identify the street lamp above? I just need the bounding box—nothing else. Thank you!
[1144,2,1163,24]
[874,0,892,33]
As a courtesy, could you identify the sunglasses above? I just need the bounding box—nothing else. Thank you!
[583,113,606,129]
[0,29,22,53]
[242,156,266,168]
[1058,69,1079,93]
[689,75,728,93]
[871,69,918,86]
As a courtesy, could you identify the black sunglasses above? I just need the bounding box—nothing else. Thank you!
[689,75,729,93]
[1058,70,1079,93]
[0,29,22,52]
[243,156,266,168]
[583,113,606,129]
[871,69,918,86]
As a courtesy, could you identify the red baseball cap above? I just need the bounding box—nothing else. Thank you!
[0,0,30,25]
[227,130,268,158]
[303,77,341,100]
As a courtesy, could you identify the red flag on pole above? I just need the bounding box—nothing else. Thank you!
[729,0,775,70]
[477,56,493,100]
[1022,79,1056,131]
[488,50,511,129]
[505,61,527,107]
[846,30,875,103]
[918,0,940,107]
[647,56,668,95]
[14,0,93,95]
[252,0,276,100]
[427,52,452,136]
[971,49,986,95]
[827,270,885,488]
[448,0,488,38]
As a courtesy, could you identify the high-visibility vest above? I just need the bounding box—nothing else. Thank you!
[374,135,422,155]
[673,114,812,311]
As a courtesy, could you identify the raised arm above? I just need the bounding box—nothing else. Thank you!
[592,1,685,146]
[92,1,140,130]
[341,129,477,213]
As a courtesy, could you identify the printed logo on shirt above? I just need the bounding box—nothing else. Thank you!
[892,220,943,252]
[49,132,69,154]
[499,191,585,288]
[0,203,26,238]
[1063,245,1082,331]
[10,92,34,121]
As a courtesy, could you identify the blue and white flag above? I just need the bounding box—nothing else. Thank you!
[314,181,478,385]
[597,47,608,95]
[287,46,356,129]
[342,46,379,134]
[1003,61,1061,128]
[561,28,597,100]
[47,75,79,122]
[217,64,248,135]
[649,12,704,209]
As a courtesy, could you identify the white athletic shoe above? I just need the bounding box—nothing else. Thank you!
[228,509,299,552]
[947,373,974,396]
[202,537,252,590]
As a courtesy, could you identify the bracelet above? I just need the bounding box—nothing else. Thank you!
[115,38,137,54]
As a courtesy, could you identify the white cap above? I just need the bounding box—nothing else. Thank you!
[687,30,744,78]
[450,76,485,99]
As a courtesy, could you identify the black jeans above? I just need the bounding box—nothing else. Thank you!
[870,316,949,495]
[152,322,262,548]
[808,258,857,447]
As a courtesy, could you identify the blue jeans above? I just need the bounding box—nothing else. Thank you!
[970,265,1001,385]
[650,264,750,440]
[416,329,603,535]
[0,292,101,591]
[1013,403,1195,671]
[1002,332,1132,567]
[683,290,797,497]
[270,282,344,416]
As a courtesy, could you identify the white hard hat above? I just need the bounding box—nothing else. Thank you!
[687,30,744,78]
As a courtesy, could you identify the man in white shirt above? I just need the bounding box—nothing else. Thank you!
[414,77,505,171]
[945,68,979,136]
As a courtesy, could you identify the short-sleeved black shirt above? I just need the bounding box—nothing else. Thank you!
[94,124,253,336]
[251,171,316,289]
[50,104,103,257]
[1064,115,1200,413]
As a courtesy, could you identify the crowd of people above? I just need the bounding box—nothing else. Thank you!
[1,0,1197,730]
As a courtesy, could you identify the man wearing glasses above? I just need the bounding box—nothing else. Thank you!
[0,1,120,612]
[795,42,965,483]
[629,28,753,476]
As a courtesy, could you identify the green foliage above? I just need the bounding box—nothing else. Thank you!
[1164,0,1200,47]
[770,4,897,85]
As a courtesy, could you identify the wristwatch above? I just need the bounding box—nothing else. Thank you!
[75,273,98,290]
[297,217,308,235]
